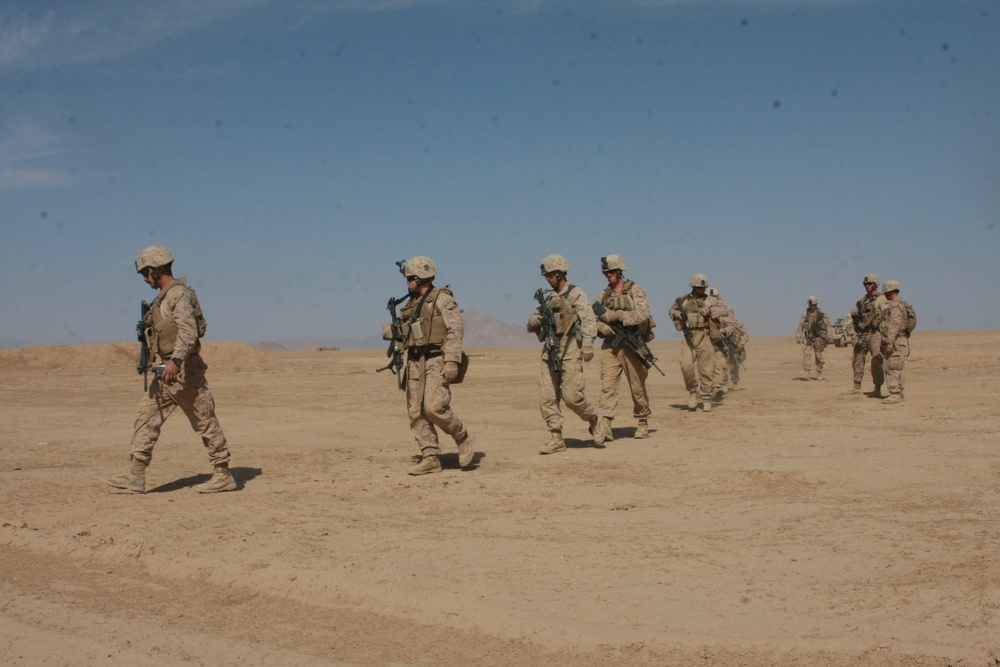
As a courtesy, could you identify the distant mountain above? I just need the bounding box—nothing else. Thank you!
[462,309,536,349]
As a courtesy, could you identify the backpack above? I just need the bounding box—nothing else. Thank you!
[902,300,916,335]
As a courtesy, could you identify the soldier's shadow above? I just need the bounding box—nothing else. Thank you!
[564,438,597,449]
[147,466,262,493]
[437,452,485,471]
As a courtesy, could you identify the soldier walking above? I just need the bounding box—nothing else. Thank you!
[593,255,654,441]
[850,274,888,396]
[527,254,602,454]
[105,246,236,494]
[387,257,475,475]
[669,274,729,412]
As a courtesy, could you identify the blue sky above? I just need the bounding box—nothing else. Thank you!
[2,0,998,348]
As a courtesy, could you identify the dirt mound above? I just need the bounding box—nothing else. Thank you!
[0,341,268,371]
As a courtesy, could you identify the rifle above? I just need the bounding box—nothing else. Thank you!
[592,301,665,376]
[533,288,563,375]
[674,297,694,346]
[136,301,151,390]
[716,335,748,371]
[376,294,410,390]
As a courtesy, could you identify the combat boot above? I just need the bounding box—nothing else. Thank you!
[881,393,903,405]
[702,398,712,413]
[195,463,237,493]
[601,416,614,443]
[816,370,824,381]
[408,454,442,475]
[589,416,606,448]
[846,383,862,395]
[104,457,147,494]
[687,393,698,410]
[457,433,475,469]
[539,431,566,455]
[634,419,649,439]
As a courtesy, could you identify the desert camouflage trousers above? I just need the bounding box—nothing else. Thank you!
[539,343,597,432]
[882,336,909,396]
[405,355,466,457]
[802,338,827,373]
[853,330,884,387]
[130,354,230,466]
[679,331,715,400]
[598,343,650,420]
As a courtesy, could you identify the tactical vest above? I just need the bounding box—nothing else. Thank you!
[804,310,826,340]
[682,295,708,329]
[856,293,882,332]
[601,280,655,340]
[145,279,206,359]
[400,286,450,349]
[546,286,579,338]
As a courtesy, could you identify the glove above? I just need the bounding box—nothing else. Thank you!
[600,309,622,323]
[795,336,802,345]
[444,361,459,382]
[883,344,894,356]
[527,313,542,333]
[698,305,711,317]
[597,322,615,338]
[582,345,594,362]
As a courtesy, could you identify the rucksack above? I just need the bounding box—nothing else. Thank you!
[902,300,916,335]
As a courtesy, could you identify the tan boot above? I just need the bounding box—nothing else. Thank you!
[589,416,605,448]
[702,398,712,413]
[539,431,566,455]
[634,419,649,439]
[104,457,147,494]
[846,384,862,395]
[601,416,614,442]
[408,455,442,476]
[457,433,475,469]
[881,393,903,405]
[816,370,825,381]
[195,463,237,493]
[687,393,698,410]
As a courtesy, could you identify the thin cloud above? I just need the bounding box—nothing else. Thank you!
[0,0,266,70]
[0,120,76,190]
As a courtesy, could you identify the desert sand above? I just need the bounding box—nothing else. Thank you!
[2,332,999,666]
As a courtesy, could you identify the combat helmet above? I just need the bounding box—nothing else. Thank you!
[707,287,719,297]
[863,274,879,286]
[808,295,818,305]
[540,254,570,275]
[690,273,709,288]
[401,256,437,280]
[882,279,900,293]
[136,245,174,273]
[600,255,626,273]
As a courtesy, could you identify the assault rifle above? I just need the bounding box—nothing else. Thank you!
[716,335,747,371]
[533,288,563,375]
[376,293,410,390]
[592,301,665,376]
[674,297,694,346]
[136,301,151,390]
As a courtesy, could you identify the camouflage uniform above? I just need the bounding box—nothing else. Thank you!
[726,308,749,389]
[595,279,652,429]
[880,285,909,402]
[529,284,599,433]
[669,276,728,410]
[131,278,230,467]
[852,280,888,392]
[796,304,829,379]
[402,287,469,459]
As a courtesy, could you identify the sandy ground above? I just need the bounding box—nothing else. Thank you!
[2,332,999,667]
